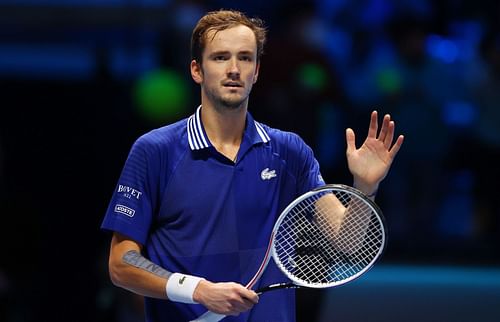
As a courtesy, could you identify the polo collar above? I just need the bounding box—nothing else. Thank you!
[187,105,271,151]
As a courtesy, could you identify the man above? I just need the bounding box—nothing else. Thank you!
[101,9,403,322]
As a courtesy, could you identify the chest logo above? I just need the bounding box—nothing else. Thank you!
[261,168,277,180]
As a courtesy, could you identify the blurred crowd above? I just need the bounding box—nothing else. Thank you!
[0,0,499,321]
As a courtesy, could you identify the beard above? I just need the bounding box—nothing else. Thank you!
[218,95,246,110]
[204,84,252,112]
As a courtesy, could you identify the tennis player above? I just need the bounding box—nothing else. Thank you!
[101,9,403,322]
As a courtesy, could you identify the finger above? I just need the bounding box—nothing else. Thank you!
[239,288,259,304]
[238,297,258,311]
[229,299,254,313]
[346,128,356,154]
[228,310,241,316]
[383,120,395,149]
[367,110,378,138]
[378,114,390,142]
[389,135,404,158]
[229,290,258,313]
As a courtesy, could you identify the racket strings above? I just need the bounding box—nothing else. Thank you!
[276,195,336,283]
[276,199,326,282]
[274,189,384,286]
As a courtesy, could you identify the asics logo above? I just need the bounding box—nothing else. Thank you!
[261,168,277,180]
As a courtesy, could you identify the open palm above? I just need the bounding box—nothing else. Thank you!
[346,111,404,194]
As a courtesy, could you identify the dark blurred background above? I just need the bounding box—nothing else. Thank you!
[0,0,499,321]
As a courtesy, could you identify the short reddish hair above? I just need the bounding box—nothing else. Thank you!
[191,10,267,64]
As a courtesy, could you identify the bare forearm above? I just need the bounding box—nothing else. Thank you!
[108,234,258,314]
[109,250,171,299]
[338,198,372,253]
[315,191,371,254]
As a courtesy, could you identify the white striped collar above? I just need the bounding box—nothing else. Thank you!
[253,118,271,143]
[187,105,210,150]
[187,105,271,151]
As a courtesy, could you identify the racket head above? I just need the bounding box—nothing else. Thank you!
[270,184,387,289]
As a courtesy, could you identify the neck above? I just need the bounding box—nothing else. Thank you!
[200,103,247,148]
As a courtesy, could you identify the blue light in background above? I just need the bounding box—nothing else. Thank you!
[0,0,170,6]
[319,264,500,322]
[324,28,353,68]
[173,2,205,32]
[315,0,349,21]
[0,44,95,79]
[360,0,394,27]
[437,170,475,237]
[358,264,500,287]
[316,104,344,168]
[427,34,459,63]
[449,20,484,61]
[442,100,477,128]
[0,42,159,80]
[109,45,158,80]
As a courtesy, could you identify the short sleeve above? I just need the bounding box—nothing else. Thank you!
[101,136,159,245]
[288,133,326,195]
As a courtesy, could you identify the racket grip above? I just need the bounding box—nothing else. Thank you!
[189,311,226,322]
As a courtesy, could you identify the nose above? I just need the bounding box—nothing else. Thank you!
[227,58,240,78]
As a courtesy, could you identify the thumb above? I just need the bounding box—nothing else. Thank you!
[346,128,356,154]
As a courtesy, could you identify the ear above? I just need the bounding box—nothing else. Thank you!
[190,60,203,84]
[253,61,260,84]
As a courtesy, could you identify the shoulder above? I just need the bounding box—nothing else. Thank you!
[257,122,319,180]
[258,122,311,154]
[133,118,188,152]
[123,118,189,170]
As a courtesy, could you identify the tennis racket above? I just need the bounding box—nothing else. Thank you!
[191,184,387,322]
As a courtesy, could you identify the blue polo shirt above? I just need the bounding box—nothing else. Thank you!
[101,106,325,322]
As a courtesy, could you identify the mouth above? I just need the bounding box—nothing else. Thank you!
[223,81,243,88]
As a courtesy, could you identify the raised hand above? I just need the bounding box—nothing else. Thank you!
[345,111,404,196]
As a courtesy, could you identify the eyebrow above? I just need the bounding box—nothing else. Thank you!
[238,50,255,56]
[208,50,230,57]
[208,50,255,57]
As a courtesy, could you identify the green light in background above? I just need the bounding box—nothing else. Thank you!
[376,67,402,94]
[296,63,328,91]
[134,69,189,123]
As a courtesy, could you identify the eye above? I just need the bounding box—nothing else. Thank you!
[240,56,253,62]
[214,55,227,61]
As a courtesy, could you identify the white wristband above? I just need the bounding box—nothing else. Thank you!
[166,273,204,304]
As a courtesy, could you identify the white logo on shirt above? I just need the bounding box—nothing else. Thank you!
[261,168,277,180]
[114,204,136,217]
[117,184,143,200]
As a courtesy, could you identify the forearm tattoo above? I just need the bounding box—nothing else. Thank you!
[122,250,172,279]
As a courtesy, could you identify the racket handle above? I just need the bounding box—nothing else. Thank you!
[189,311,226,322]
[256,282,299,294]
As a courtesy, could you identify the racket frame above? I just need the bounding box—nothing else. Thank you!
[270,184,387,289]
